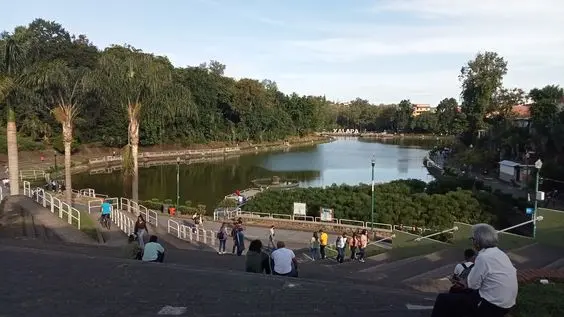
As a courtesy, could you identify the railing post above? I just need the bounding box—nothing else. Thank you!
[42,191,46,208]
[58,201,63,218]
[50,196,54,213]
[67,204,72,224]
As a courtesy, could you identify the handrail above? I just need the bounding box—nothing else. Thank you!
[367,234,396,247]
[497,217,543,233]
[110,208,135,236]
[88,147,242,165]
[415,226,459,242]
[22,182,81,230]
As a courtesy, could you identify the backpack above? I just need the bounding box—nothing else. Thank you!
[217,230,225,240]
[457,263,474,280]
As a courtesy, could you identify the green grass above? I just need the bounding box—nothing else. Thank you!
[389,230,448,260]
[513,281,564,317]
[78,211,99,241]
[536,208,564,248]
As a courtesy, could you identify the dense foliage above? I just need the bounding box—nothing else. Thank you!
[244,179,501,229]
[0,19,336,150]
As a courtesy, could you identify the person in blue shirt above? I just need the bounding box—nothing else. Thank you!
[101,200,112,222]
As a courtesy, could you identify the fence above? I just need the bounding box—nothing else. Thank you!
[167,218,216,246]
[22,181,81,230]
[19,169,46,181]
[87,197,119,214]
[110,208,136,236]
[231,210,394,232]
[88,147,241,165]
[120,197,158,227]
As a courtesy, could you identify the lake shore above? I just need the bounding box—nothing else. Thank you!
[7,135,333,176]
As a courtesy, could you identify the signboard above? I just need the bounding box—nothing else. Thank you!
[293,202,306,216]
[320,207,334,222]
[525,207,533,215]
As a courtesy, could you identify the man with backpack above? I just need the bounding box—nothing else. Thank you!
[449,249,476,293]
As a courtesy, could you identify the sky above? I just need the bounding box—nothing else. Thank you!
[1,0,563,105]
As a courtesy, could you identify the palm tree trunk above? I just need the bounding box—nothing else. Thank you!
[129,111,140,203]
[6,108,19,195]
[63,125,72,204]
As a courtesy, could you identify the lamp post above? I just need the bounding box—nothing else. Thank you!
[176,157,180,207]
[533,159,542,239]
[371,157,375,232]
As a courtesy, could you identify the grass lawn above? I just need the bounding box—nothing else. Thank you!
[536,208,564,248]
[454,222,534,251]
[390,230,448,260]
[513,281,564,317]
[78,211,99,241]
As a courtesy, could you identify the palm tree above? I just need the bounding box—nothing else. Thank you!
[1,38,25,195]
[52,103,79,203]
[25,61,85,203]
[87,46,173,203]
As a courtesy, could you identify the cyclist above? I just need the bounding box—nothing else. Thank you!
[101,200,112,226]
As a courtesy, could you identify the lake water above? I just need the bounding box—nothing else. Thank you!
[73,138,434,209]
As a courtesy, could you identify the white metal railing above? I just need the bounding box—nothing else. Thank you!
[110,208,135,236]
[497,216,543,233]
[88,197,119,214]
[22,182,81,230]
[0,186,3,201]
[167,218,217,246]
[213,207,241,220]
[415,226,459,242]
[120,197,158,227]
[19,169,46,181]
[234,210,395,233]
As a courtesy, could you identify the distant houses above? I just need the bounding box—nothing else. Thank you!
[412,104,431,117]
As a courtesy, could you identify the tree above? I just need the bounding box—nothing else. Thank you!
[88,46,171,202]
[394,99,413,132]
[529,85,564,152]
[459,52,508,140]
[436,98,467,135]
[0,38,24,195]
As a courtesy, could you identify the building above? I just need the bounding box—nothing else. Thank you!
[412,104,431,117]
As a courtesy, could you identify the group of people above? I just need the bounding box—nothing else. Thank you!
[216,218,246,255]
[245,240,299,277]
[431,223,518,317]
[122,214,166,263]
[310,229,369,263]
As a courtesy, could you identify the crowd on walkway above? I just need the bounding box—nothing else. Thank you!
[309,229,369,263]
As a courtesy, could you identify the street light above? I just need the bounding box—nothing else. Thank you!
[533,159,542,239]
[176,157,180,208]
[371,157,375,232]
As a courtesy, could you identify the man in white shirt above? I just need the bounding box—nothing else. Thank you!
[335,233,347,263]
[431,223,517,317]
[270,241,298,277]
[268,225,276,249]
[142,235,165,262]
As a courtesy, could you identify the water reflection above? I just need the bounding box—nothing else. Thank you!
[73,138,433,210]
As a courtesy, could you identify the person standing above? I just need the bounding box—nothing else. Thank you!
[358,229,368,263]
[349,232,358,260]
[217,223,228,254]
[319,229,328,259]
[268,225,276,249]
[310,232,320,260]
[134,215,148,248]
[235,227,245,256]
[336,232,347,263]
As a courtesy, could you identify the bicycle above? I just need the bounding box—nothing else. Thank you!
[99,214,111,230]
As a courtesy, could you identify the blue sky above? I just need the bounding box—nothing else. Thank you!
[2,0,563,105]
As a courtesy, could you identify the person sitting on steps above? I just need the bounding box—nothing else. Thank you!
[142,235,165,263]
[430,223,517,317]
[449,248,476,294]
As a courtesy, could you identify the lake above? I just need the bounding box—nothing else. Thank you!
[72,138,435,209]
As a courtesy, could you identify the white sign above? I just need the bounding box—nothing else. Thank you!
[320,207,334,222]
[293,202,306,216]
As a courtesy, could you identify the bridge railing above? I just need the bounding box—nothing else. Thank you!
[22,182,81,230]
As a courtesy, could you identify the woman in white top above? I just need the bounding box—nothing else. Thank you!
[431,223,517,317]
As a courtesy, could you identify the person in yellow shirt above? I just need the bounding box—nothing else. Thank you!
[318,229,328,259]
